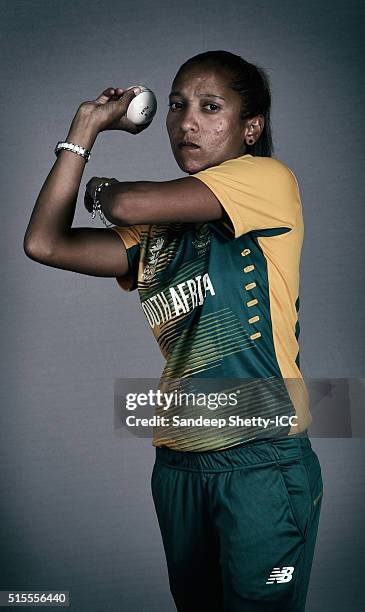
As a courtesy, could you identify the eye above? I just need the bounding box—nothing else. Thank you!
[168,101,220,112]
[204,103,220,112]
[168,102,183,110]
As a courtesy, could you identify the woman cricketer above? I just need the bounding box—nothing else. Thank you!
[24,50,323,612]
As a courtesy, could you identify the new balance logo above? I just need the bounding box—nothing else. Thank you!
[266,566,295,584]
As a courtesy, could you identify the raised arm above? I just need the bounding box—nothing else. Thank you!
[23,87,143,278]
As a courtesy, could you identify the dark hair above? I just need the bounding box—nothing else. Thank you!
[173,50,273,157]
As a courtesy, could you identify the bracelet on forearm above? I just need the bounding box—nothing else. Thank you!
[92,181,114,227]
[54,140,91,162]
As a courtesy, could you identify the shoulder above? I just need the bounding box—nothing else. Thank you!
[242,156,300,196]
[233,155,298,180]
[254,156,299,184]
[192,155,302,214]
[197,155,297,183]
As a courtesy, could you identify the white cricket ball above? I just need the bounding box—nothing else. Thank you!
[126,85,157,125]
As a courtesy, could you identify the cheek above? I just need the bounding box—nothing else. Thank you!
[213,126,224,137]
[213,121,225,136]
[209,122,233,146]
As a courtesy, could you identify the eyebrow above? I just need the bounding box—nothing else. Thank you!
[169,91,226,101]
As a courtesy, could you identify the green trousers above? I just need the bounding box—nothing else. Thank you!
[151,436,323,611]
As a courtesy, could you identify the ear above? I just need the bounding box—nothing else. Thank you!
[244,114,265,146]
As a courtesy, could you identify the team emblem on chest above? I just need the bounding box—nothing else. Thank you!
[192,223,211,255]
[142,237,165,282]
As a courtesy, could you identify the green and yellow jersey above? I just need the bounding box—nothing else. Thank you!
[112,154,312,451]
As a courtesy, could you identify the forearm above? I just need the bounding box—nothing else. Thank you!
[103,180,157,226]
[24,110,99,258]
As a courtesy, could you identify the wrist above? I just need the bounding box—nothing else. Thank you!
[66,110,99,150]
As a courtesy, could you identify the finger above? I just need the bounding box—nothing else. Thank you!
[94,87,117,105]
[117,87,141,107]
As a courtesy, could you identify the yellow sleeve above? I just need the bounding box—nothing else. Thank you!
[110,224,148,292]
[192,155,301,238]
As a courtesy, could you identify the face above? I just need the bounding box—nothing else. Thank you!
[166,64,250,174]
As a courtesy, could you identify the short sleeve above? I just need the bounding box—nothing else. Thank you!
[192,155,301,239]
[110,224,148,292]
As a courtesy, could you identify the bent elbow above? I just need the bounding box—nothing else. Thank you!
[23,235,54,263]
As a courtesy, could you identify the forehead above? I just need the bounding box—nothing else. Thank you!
[171,65,233,95]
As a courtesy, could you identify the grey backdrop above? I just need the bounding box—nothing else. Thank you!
[1,0,365,610]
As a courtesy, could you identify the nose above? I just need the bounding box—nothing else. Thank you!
[179,106,199,134]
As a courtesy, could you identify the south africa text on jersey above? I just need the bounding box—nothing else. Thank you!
[142,273,216,328]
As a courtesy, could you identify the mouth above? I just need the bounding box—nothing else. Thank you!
[178,141,200,150]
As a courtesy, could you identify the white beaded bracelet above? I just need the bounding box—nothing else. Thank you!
[54,140,91,162]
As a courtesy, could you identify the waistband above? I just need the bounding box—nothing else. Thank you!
[155,436,313,473]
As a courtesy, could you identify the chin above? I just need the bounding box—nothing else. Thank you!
[175,157,207,175]
[176,160,197,174]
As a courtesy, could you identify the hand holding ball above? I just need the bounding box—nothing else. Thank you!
[126,85,157,126]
